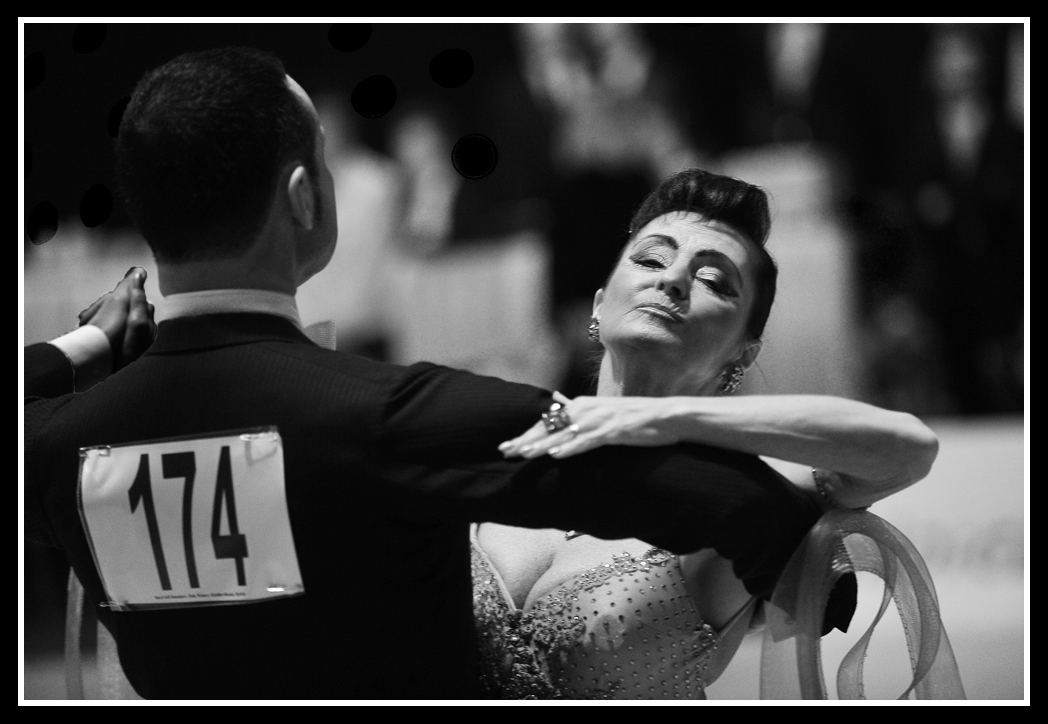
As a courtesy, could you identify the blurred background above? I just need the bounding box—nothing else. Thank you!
[22,21,1026,700]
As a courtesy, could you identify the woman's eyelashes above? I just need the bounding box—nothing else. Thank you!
[696,270,736,297]
[632,254,736,297]
[631,252,670,269]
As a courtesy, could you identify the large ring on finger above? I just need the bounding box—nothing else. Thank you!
[541,402,573,434]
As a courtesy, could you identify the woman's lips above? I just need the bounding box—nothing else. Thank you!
[634,303,684,323]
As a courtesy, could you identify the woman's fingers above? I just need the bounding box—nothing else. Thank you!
[499,393,577,456]
[77,295,106,326]
[548,433,599,459]
[503,426,573,458]
[498,421,549,456]
[500,419,589,459]
[515,426,577,458]
[499,393,620,459]
[500,396,673,459]
[120,276,155,367]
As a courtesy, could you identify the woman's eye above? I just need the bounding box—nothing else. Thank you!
[631,255,666,269]
[697,271,734,296]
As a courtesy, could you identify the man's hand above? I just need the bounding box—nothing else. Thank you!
[77,267,157,371]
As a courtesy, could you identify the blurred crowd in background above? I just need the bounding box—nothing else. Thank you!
[25,22,1027,418]
[364,22,1023,416]
[23,23,1027,684]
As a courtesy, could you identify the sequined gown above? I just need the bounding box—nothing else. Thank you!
[471,525,735,699]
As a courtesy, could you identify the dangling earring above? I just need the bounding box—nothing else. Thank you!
[588,317,601,343]
[719,364,744,395]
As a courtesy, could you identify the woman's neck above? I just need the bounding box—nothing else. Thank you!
[595,350,713,398]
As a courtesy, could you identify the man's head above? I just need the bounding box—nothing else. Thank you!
[115,47,335,286]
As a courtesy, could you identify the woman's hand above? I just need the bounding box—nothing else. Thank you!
[77,266,157,372]
[499,392,683,459]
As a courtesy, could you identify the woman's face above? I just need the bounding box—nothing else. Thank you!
[594,211,762,393]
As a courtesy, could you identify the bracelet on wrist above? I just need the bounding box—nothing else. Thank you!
[812,468,835,508]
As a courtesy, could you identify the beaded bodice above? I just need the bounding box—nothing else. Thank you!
[471,527,719,699]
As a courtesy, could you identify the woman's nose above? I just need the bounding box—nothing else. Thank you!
[655,264,689,300]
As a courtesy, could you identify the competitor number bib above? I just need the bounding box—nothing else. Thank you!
[78,427,304,611]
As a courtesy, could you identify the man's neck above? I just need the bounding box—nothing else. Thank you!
[158,257,296,297]
[161,288,302,328]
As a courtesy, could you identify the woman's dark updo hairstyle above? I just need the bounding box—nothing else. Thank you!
[115,47,318,262]
[625,168,777,341]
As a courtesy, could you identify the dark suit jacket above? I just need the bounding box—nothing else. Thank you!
[24,313,822,700]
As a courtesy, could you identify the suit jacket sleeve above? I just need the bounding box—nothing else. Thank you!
[24,343,77,547]
[24,342,75,399]
[371,362,822,600]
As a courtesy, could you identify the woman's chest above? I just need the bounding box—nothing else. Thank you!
[476,524,564,607]
[477,524,658,610]
[525,536,663,610]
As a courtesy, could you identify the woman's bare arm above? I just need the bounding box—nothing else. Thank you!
[500,393,938,510]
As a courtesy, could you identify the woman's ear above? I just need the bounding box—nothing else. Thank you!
[738,339,763,370]
[287,165,315,231]
[592,288,604,320]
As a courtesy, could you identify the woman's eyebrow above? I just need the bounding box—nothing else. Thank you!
[637,233,678,249]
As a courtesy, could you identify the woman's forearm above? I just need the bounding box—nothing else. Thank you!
[661,394,938,491]
[499,392,938,508]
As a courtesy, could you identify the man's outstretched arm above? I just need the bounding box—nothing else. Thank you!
[370,361,822,600]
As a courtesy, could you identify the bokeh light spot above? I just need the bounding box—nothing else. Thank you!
[329,23,372,52]
[451,134,498,179]
[429,48,474,88]
[28,201,58,245]
[351,76,396,118]
[80,184,113,228]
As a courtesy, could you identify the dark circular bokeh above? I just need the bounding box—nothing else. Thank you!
[451,134,498,179]
[429,48,474,88]
[351,75,397,118]
[328,23,372,53]
[28,201,59,245]
[79,184,113,228]
[108,96,131,138]
[72,24,107,54]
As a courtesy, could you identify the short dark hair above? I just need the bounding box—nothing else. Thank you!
[625,168,778,341]
[115,47,318,262]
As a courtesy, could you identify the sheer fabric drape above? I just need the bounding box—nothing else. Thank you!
[761,509,966,700]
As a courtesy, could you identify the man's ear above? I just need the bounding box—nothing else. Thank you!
[288,166,315,231]
[592,288,604,320]
[738,339,763,370]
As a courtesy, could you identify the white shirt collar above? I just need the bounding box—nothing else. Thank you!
[161,289,302,329]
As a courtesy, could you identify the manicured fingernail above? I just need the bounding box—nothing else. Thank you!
[520,445,532,453]
[549,447,560,456]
